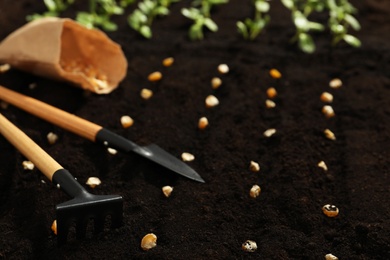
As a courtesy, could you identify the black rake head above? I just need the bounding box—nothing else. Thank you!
[56,194,123,245]
[52,169,123,245]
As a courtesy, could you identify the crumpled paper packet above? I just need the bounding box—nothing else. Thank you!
[0,17,127,94]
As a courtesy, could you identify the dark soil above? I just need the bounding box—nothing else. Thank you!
[0,0,389,259]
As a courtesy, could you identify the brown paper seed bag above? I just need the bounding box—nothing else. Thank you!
[0,17,127,94]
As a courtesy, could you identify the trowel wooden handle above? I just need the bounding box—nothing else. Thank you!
[0,113,62,181]
[0,85,102,142]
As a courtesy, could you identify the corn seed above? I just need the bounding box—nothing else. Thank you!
[320,92,333,103]
[22,160,34,170]
[140,88,153,100]
[181,152,195,162]
[249,161,260,172]
[325,253,339,260]
[266,87,277,99]
[265,99,276,108]
[51,220,57,235]
[47,132,58,145]
[329,78,342,89]
[162,186,173,197]
[322,204,339,217]
[317,161,328,171]
[107,147,117,155]
[86,177,101,188]
[218,64,229,74]
[205,95,219,108]
[121,115,134,128]
[148,71,162,82]
[324,129,336,140]
[211,77,222,89]
[141,233,157,251]
[198,117,209,130]
[322,105,335,118]
[264,128,276,137]
[269,68,282,79]
[0,63,11,73]
[249,185,261,198]
[162,57,174,67]
[242,240,257,252]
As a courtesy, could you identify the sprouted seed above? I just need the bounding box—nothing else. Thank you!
[269,68,282,79]
[162,57,174,67]
[320,92,334,103]
[198,117,209,130]
[322,105,335,118]
[22,160,35,170]
[242,240,257,252]
[249,161,260,172]
[205,95,219,108]
[266,87,277,99]
[86,177,101,188]
[47,132,58,145]
[325,253,339,260]
[324,129,336,140]
[107,147,117,155]
[141,233,157,251]
[211,77,222,89]
[120,115,134,128]
[51,220,57,235]
[329,78,342,89]
[249,185,261,198]
[217,64,229,74]
[322,204,339,217]
[0,63,11,73]
[148,71,162,82]
[181,152,195,162]
[162,186,173,197]
[263,128,276,137]
[317,161,328,171]
[140,88,153,100]
[265,99,276,108]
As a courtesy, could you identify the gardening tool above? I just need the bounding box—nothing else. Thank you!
[0,113,123,245]
[0,85,205,183]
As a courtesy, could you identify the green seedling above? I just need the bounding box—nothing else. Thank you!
[128,0,179,39]
[26,0,75,21]
[327,0,361,47]
[181,0,229,40]
[27,0,134,31]
[76,0,131,31]
[237,0,270,40]
[281,0,326,53]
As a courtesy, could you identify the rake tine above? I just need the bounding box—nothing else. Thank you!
[76,218,88,240]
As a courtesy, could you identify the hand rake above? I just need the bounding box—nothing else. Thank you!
[0,113,123,245]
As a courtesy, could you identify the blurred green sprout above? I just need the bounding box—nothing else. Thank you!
[128,0,179,38]
[237,0,270,40]
[181,0,229,40]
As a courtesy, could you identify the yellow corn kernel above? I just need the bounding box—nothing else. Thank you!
[148,71,162,82]
[121,115,134,128]
[269,68,282,79]
[162,57,174,67]
[141,233,157,251]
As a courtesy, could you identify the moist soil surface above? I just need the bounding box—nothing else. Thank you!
[0,0,389,259]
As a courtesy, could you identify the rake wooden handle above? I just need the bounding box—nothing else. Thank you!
[0,113,62,181]
[0,85,102,142]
